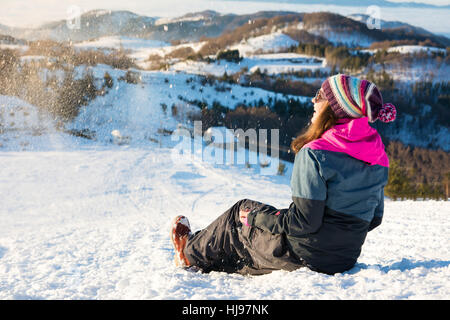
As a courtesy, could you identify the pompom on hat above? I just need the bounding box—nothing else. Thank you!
[321,74,396,123]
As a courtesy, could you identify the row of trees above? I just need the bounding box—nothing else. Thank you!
[369,39,444,50]
[294,43,376,72]
[382,132,450,200]
[385,159,449,201]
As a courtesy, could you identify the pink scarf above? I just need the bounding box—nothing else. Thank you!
[303,117,389,167]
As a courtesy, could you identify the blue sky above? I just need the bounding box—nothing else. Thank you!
[1,0,449,33]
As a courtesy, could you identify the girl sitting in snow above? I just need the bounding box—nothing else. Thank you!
[171,74,397,275]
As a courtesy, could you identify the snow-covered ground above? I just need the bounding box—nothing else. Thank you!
[74,36,170,51]
[228,32,299,57]
[306,27,375,47]
[0,43,29,52]
[0,132,449,299]
[74,36,173,69]
[1,91,449,299]
[384,59,450,84]
[387,45,447,55]
[171,53,328,77]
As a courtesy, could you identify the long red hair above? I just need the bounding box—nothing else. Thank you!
[291,101,337,154]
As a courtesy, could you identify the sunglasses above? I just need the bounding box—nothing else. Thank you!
[313,89,326,102]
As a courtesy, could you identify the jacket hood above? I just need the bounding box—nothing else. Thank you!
[303,117,389,167]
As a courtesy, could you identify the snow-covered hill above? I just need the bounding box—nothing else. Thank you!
[171,52,327,77]
[64,64,308,146]
[228,32,299,57]
[306,25,375,47]
[154,10,221,26]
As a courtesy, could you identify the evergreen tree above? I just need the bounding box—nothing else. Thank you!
[445,172,450,200]
[385,160,411,200]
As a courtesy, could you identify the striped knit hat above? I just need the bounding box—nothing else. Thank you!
[321,74,396,123]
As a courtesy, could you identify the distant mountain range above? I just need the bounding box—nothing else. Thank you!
[0,9,448,47]
[0,10,157,43]
[227,0,450,9]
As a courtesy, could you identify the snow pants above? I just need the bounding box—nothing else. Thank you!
[183,199,307,275]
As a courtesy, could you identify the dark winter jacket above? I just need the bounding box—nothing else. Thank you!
[247,117,389,274]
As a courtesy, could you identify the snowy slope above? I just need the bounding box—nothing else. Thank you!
[0,139,449,299]
[67,64,309,145]
[74,36,170,51]
[74,36,209,70]
[0,95,78,151]
[171,53,328,76]
[305,26,375,47]
[155,11,221,26]
[387,45,447,54]
[74,36,172,69]
[228,32,299,57]
[384,58,450,85]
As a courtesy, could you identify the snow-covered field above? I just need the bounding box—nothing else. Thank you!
[385,59,450,84]
[228,32,299,57]
[74,36,170,52]
[387,45,447,55]
[0,133,449,299]
[171,53,327,77]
